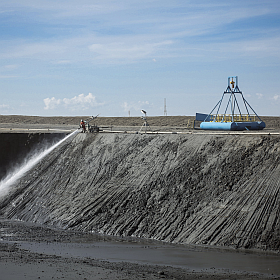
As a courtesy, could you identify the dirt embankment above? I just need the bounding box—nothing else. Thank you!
[1,132,280,252]
[1,115,279,128]
[0,115,194,127]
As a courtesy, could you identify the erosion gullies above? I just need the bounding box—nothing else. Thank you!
[0,133,280,251]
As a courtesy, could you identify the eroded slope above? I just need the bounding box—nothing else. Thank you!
[1,133,280,251]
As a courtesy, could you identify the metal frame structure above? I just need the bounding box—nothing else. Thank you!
[204,76,263,123]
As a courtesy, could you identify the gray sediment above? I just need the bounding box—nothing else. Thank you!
[1,132,280,251]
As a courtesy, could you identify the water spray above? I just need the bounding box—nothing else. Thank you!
[0,129,80,200]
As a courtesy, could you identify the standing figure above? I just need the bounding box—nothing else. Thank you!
[80,119,86,133]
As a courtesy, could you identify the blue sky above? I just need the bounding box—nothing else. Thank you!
[0,0,280,117]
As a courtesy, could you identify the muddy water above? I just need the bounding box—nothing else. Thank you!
[18,240,280,277]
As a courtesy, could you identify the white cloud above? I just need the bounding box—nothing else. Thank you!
[1,1,280,66]
[273,95,280,101]
[0,35,174,65]
[44,93,103,111]
[43,97,61,110]
[256,93,263,99]
[63,93,102,109]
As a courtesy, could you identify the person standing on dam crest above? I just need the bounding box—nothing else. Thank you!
[80,119,86,133]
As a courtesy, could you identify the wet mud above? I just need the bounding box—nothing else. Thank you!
[1,218,279,280]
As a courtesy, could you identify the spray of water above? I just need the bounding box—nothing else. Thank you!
[0,129,80,199]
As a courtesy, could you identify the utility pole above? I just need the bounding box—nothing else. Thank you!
[164,98,167,116]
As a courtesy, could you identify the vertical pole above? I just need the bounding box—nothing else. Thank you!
[145,113,147,133]
[164,98,167,116]
[231,93,234,122]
